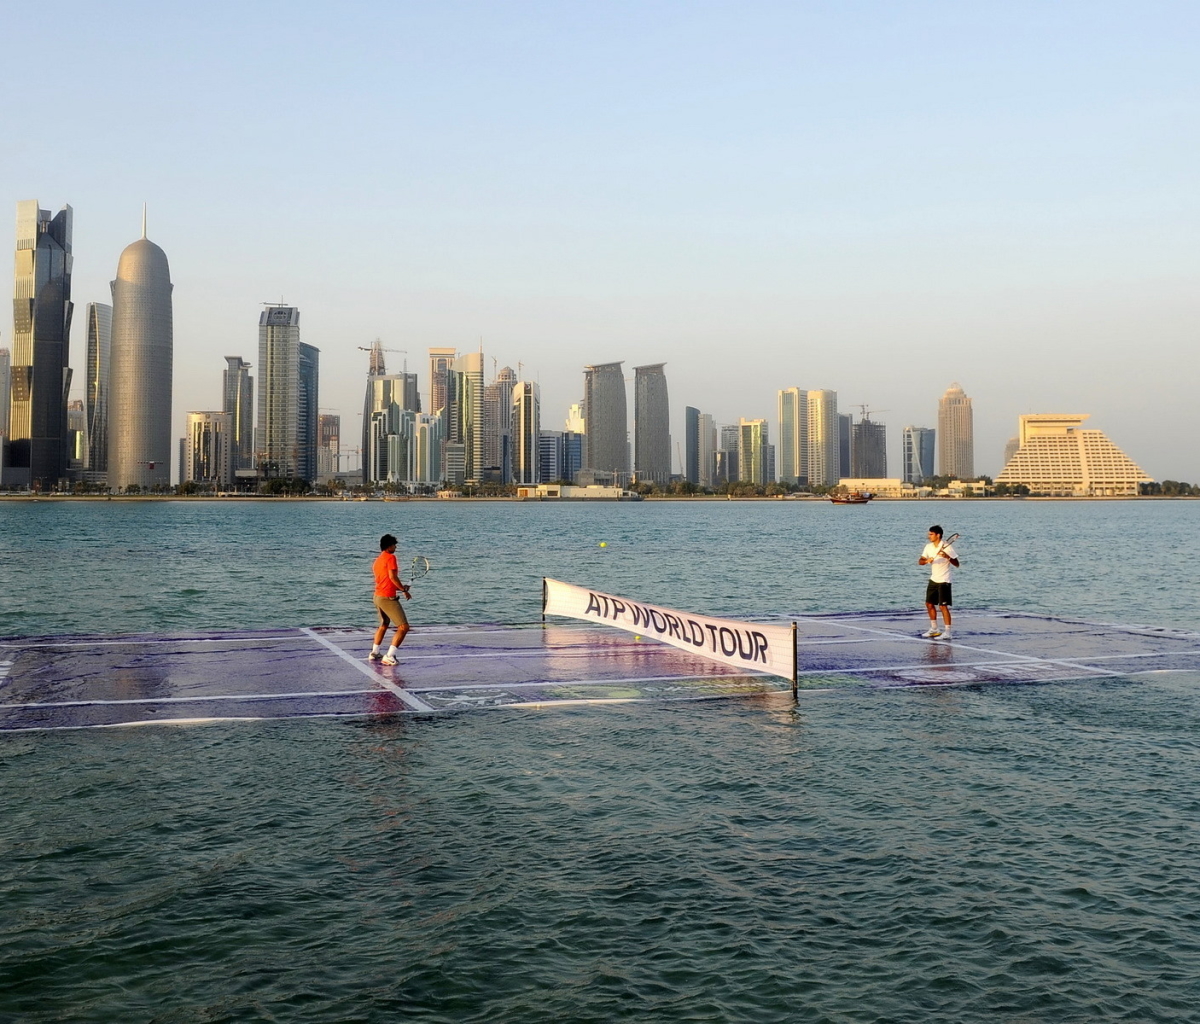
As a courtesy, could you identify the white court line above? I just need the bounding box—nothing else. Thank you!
[0,636,303,649]
[0,688,378,710]
[791,615,1120,678]
[409,672,773,693]
[300,628,433,713]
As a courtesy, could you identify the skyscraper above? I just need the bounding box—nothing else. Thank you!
[719,423,740,482]
[184,411,233,489]
[633,363,670,484]
[0,347,9,449]
[318,413,340,477]
[582,362,627,476]
[777,388,807,485]
[511,380,540,485]
[85,303,112,477]
[108,215,173,492]
[697,412,716,488]
[995,414,1150,496]
[738,419,770,485]
[257,305,301,479]
[483,365,516,482]
[938,382,974,480]
[684,406,700,484]
[67,399,87,473]
[902,426,935,484]
[851,417,887,478]
[428,347,456,413]
[450,352,484,483]
[7,201,74,489]
[539,429,563,483]
[222,356,254,473]
[297,342,319,482]
[363,372,419,485]
[838,413,853,479]
[807,390,839,487]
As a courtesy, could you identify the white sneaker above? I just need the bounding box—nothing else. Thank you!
[381,654,398,666]
[921,627,942,638]
[368,651,383,661]
[938,630,952,642]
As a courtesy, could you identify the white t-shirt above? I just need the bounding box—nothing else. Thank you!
[923,541,958,584]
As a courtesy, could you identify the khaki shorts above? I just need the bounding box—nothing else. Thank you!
[374,595,409,628]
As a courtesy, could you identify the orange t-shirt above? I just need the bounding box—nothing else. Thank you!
[373,551,399,598]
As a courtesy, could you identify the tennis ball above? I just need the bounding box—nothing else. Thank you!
[598,541,607,547]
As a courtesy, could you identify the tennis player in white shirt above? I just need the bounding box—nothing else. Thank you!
[918,526,959,640]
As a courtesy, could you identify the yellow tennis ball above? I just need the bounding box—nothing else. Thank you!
[598,541,607,547]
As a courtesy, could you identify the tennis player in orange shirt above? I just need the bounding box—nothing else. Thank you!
[369,533,411,665]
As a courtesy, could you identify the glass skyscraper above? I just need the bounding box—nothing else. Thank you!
[108,220,173,492]
[902,426,935,484]
[297,342,320,483]
[257,305,301,479]
[85,303,112,477]
[7,201,74,489]
[511,380,541,485]
[223,356,254,473]
[777,387,807,485]
[633,363,670,484]
[583,361,628,476]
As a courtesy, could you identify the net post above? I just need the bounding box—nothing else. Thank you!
[541,578,547,623]
[791,622,798,699]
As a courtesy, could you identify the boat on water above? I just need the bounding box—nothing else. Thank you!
[830,491,872,505]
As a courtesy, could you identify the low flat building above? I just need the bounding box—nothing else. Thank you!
[995,415,1151,497]
[837,477,909,498]
[517,484,642,501]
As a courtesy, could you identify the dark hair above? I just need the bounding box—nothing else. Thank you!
[380,534,398,550]
[929,525,943,537]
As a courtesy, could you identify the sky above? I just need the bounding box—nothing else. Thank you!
[3,0,1198,480]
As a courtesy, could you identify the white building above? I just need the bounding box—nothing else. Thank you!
[995,414,1151,497]
[512,381,541,485]
[807,390,839,488]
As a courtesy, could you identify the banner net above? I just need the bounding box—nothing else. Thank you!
[543,578,796,682]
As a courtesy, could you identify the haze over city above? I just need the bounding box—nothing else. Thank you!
[4,1,1198,480]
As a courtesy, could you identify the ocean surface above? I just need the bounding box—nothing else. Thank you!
[2,498,1199,1022]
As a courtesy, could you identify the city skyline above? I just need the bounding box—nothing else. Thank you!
[3,4,1198,481]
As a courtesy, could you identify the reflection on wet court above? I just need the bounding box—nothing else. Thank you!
[2,611,1198,731]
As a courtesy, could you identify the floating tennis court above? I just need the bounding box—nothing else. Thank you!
[1,611,1198,732]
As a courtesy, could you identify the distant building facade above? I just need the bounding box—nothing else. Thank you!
[807,390,839,488]
[318,413,340,478]
[938,382,974,479]
[777,388,807,485]
[902,426,935,484]
[738,418,771,485]
[583,361,628,476]
[297,342,320,482]
[511,381,541,485]
[108,222,173,492]
[851,417,887,478]
[838,412,853,479]
[257,305,301,479]
[633,363,670,484]
[85,302,112,477]
[223,356,254,473]
[428,347,457,414]
[6,201,74,489]
[184,411,233,489]
[995,414,1151,496]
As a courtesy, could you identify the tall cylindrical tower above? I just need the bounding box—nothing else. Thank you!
[108,232,173,491]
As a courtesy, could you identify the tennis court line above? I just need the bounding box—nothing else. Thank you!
[300,627,434,712]
[408,672,774,693]
[792,615,1122,678]
[0,688,379,710]
[0,635,305,649]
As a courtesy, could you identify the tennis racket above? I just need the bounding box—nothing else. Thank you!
[404,556,432,583]
[934,533,960,557]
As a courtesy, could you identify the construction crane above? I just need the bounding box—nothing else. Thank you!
[855,404,889,421]
[357,340,408,372]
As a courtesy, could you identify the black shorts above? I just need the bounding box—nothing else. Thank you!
[925,581,953,607]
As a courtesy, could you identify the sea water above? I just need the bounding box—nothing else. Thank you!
[1,499,1198,1022]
